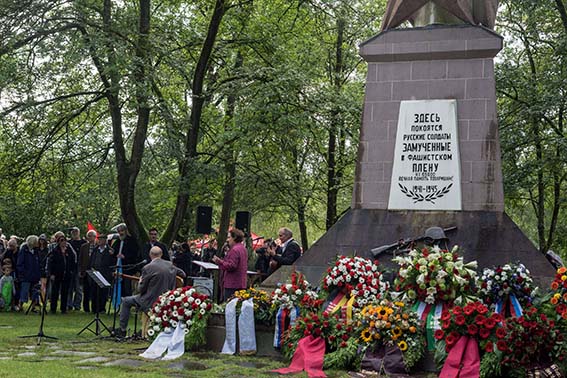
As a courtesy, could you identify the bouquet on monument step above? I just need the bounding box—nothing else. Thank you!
[477,262,537,314]
[548,266,567,321]
[393,245,477,305]
[356,299,425,370]
[271,272,322,312]
[434,301,507,378]
[322,255,389,309]
[232,287,274,325]
[434,301,505,353]
[499,306,566,376]
[147,286,212,348]
[281,310,360,370]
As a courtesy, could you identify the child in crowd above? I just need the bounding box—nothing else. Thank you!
[0,264,15,311]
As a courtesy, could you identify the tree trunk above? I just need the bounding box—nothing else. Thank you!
[325,18,345,230]
[217,52,243,249]
[555,0,567,33]
[297,200,309,252]
[523,33,546,253]
[163,0,227,245]
[91,0,151,243]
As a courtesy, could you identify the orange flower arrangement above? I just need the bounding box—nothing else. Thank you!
[548,267,567,319]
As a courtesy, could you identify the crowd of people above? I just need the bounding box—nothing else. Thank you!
[0,225,302,317]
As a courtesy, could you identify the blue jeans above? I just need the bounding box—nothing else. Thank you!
[19,281,39,303]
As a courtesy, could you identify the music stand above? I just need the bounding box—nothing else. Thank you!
[192,261,260,303]
[19,288,57,345]
[78,270,112,336]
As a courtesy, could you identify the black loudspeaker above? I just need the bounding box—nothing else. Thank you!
[235,211,251,235]
[196,206,213,234]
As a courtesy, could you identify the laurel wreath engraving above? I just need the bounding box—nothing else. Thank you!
[398,183,453,204]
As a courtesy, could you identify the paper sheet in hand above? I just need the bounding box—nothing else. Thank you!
[192,261,218,270]
[192,260,258,275]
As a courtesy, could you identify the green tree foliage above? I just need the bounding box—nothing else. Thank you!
[497,0,567,256]
[0,0,381,246]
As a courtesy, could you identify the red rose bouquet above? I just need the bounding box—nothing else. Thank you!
[434,301,508,378]
[500,306,564,370]
[281,311,359,369]
[434,301,505,353]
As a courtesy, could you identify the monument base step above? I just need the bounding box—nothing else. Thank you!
[264,209,555,288]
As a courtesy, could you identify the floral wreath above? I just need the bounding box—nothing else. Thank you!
[322,255,388,309]
[393,245,477,304]
[147,286,212,348]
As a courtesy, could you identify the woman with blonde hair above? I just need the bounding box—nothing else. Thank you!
[16,235,41,311]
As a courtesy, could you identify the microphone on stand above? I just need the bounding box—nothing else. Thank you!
[110,259,148,269]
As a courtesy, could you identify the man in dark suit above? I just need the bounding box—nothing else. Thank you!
[88,234,116,313]
[140,228,170,263]
[79,230,97,312]
[268,227,301,272]
[112,223,140,297]
[117,246,185,337]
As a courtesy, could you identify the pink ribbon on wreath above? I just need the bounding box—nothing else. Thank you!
[439,335,480,378]
[272,335,327,378]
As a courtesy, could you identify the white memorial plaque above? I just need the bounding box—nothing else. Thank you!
[388,100,461,210]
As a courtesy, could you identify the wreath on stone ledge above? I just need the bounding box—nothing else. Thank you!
[398,183,452,204]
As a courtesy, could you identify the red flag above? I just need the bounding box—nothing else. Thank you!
[87,221,98,237]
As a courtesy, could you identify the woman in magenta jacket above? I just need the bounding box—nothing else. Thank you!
[213,228,247,300]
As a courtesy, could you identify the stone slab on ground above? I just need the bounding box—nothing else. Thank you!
[235,361,268,369]
[0,357,11,360]
[102,358,145,368]
[168,361,208,370]
[16,352,37,357]
[75,356,111,364]
[52,350,96,357]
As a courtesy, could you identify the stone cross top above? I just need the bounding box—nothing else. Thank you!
[382,0,499,30]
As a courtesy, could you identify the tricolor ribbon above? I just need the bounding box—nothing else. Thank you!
[345,296,356,323]
[274,305,300,348]
[326,293,348,315]
[495,293,523,318]
[413,301,445,351]
[324,291,355,323]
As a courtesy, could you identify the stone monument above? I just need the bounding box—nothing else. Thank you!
[264,0,555,287]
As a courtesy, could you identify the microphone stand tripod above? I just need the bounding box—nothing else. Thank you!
[106,260,140,338]
[108,240,125,337]
[19,289,57,345]
[78,270,111,336]
[109,261,122,337]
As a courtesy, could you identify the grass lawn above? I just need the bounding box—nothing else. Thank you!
[0,309,354,378]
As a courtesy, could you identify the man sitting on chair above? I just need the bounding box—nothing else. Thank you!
[117,246,185,337]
